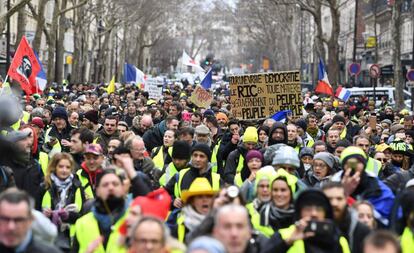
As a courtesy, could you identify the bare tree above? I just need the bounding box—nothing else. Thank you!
[0,0,30,34]
[391,0,404,109]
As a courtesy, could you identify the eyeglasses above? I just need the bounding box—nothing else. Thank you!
[377,158,388,162]
[133,238,162,246]
[0,215,30,225]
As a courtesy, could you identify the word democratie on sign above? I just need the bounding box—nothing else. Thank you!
[229,71,302,120]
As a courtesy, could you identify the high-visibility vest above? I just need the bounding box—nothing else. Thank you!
[176,214,186,243]
[76,170,94,200]
[211,140,221,173]
[279,225,351,253]
[74,212,127,253]
[401,227,414,253]
[173,168,220,198]
[39,151,49,176]
[41,186,84,239]
[248,202,275,238]
[366,157,382,176]
[152,146,173,170]
[159,163,186,187]
[234,173,243,187]
[340,127,347,140]
[236,154,245,173]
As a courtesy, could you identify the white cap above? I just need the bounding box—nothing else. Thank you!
[406,178,414,188]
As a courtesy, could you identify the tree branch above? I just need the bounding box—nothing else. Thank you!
[58,0,88,17]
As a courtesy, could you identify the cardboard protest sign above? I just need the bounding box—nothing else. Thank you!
[144,78,163,100]
[190,85,213,108]
[229,71,302,120]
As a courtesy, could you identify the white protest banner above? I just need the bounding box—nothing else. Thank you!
[144,78,163,100]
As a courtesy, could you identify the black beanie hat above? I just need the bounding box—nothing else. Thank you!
[332,115,346,125]
[191,143,212,160]
[294,189,333,220]
[52,106,68,121]
[84,110,99,124]
[295,119,308,131]
[172,141,191,160]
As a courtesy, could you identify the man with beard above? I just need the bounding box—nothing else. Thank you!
[326,129,340,153]
[165,143,222,208]
[354,135,382,177]
[262,189,351,253]
[44,106,73,154]
[72,170,129,253]
[82,110,101,133]
[323,182,371,253]
[194,125,212,147]
[69,127,94,168]
[306,113,325,141]
[95,115,119,154]
[268,122,288,146]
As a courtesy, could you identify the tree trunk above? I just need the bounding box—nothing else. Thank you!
[0,0,30,34]
[327,0,341,86]
[392,0,404,109]
[33,0,48,53]
[55,0,68,84]
[15,7,27,48]
[47,0,60,83]
[71,2,83,84]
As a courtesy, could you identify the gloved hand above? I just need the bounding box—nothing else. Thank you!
[58,208,69,221]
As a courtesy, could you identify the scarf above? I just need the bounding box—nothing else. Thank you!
[260,203,294,230]
[182,205,206,232]
[81,161,103,188]
[51,173,74,209]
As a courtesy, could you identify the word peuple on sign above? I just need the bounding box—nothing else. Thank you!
[229,71,302,120]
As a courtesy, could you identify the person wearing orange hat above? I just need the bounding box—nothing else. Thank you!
[168,178,218,244]
[216,112,228,130]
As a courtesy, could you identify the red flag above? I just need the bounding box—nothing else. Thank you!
[315,81,334,96]
[7,36,41,95]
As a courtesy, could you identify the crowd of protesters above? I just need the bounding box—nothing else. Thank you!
[0,80,412,253]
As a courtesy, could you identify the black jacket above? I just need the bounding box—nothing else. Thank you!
[94,129,119,154]
[164,165,223,197]
[0,165,15,193]
[0,235,62,253]
[142,121,167,151]
[384,164,414,193]
[224,144,261,185]
[45,124,74,153]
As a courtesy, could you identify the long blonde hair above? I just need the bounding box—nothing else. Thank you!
[44,152,75,189]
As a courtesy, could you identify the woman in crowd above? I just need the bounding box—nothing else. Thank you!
[41,152,85,252]
[353,200,377,230]
[256,169,296,237]
[303,152,337,187]
[152,129,176,170]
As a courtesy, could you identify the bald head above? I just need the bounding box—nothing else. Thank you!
[140,115,153,131]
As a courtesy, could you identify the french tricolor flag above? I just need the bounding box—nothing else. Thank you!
[315,58,334,96]
[335,86,351,102]
[124,63,146,88]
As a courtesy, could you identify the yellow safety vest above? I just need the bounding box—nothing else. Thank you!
[279,225,350,253]
[160,163,177,186]
[236,155,245,173]
[365,157,382,176]
[401,227,414,253]
[74,212,127,253]
[248,202,275,238]
[76,170,94,200]
[234,173,243,187]
[152,146,173,170]
[177,214,186,243]
[39,151,49,176]
[340,127,347,140]
[211,140,221,173]
[41,186,84,239]
[173,168,220,198]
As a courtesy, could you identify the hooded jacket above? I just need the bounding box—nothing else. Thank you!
[268,122,288,146]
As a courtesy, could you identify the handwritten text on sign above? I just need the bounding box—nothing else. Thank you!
[229,71,302,120]
[190,85,213,108]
